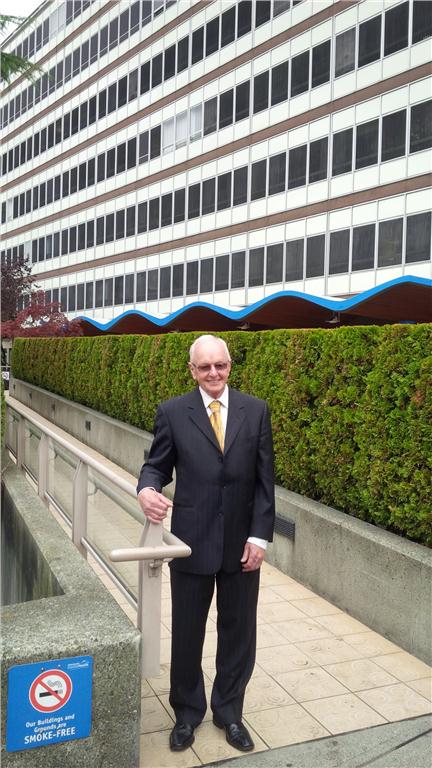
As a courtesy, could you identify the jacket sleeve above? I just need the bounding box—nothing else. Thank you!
[250,402,276,541]
[136,404,177,494]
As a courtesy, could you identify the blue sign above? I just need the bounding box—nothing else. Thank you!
[6,656,93,752]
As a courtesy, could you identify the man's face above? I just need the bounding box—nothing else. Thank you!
[189,339,231,399]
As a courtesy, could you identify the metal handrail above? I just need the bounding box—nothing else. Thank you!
[5,394,191,676]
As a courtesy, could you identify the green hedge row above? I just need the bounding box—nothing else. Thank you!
[12,326,432,546]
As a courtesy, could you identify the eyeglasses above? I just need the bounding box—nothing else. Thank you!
[190,362,230,373]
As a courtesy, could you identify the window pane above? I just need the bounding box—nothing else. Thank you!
[176,111,187,147]
[164,44,176,80]
[233,166,248,205]
[249,247,264,286]
[251,159,267,199]
[190,104,202,140]
[406,213,431,263]
[274,0,291,16]
[188,183,201,219]
[253,71,269,113]
[150,125,161,158]
[116,210,125,239]
[200,258,213,293]
[138,202,148,233]
[222,6,235,47]
[105,213,114,243]
[152,53,162,87]
[117,143,126,174]
[202,178,215,214]
[306,235,325,278]
[86,220,94,248]
[95,280,103,307]
[335,28,355,77]
[108,83,117,113]
[217,172,231,210]
[291,51,309,96]
[332,129,352,176]
[172,264,184,296]
[136,272,146,301]
[235,81,250,121]
[266,243,283,283]
[149,198,160,230]
[309,137,328,183]
[288,144,306,188]
[312,40,330,88]
[177,36,189,72]
[85,283,93,309]
[410,101,432,153]
[160,266,171,299]
[381,109,406,161]
[329,230,350,274]
[206,17,219,56]
[104,278,113,306]
[412,1,432,44]
[68,286,76,312]
[358,15,381,67]
[118,75,127,108]
[140,61,150,94]
[238,1,252,37]
[204,97,217,135]
[114,276,124,305]
[256,1,271,27]
[271,61,288,106]
[219,89,233,129]
[215,254,229,290]
[378,218,403,266]
[174,188,185,222]
[192,27,204,64]
[231,251,245,288]
[126,206,136,237]
[139,131,149,163]
[127,137,137,169]
[107,147,115,177]
[268,152,286,195]
[162,118,174,154]
[161,193,172,226]
[356,119,379,169]
[147,270,158,301]
[186,261,198,294]
[286,239,304,281]
[125,274,134,304]
[384,1,409,56]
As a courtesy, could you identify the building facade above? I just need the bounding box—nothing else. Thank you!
[1,0,431,324]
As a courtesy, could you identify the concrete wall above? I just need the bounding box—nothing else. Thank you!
[1,460,141,767]
[10,378,432,665]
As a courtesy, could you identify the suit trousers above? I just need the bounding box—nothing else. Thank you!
[169,567,260,726]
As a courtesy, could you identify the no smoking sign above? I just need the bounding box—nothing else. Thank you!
[29,669,73,713]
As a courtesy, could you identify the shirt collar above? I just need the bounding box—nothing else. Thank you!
[199,385,229,410]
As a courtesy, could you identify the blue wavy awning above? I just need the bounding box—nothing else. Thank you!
[76,275,432,335]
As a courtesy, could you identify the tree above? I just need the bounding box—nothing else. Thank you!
[1,255,34,321]
[1,292,83,339]
[0,15,43,85]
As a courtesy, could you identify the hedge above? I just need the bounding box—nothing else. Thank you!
[11,325,432,546]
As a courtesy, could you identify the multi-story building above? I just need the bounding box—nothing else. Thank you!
[1,0,431,328]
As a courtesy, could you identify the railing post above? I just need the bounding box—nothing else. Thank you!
[37,433,49,501]
[138,520,163,678]
[16,415,26,470]
[72,460,88,559]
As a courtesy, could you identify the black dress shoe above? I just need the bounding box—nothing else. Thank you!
[169,722,195,751]
[213,717,254,752]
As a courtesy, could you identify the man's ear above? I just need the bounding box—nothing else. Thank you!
[188,362,196,381]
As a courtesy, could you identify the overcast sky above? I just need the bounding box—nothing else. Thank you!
[1,0,42,43]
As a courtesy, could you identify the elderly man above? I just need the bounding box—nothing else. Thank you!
[137,334,275,752]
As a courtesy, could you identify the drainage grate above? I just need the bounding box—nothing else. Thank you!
[274,515,295,540]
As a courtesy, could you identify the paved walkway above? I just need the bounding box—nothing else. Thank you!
[50,506,432,768]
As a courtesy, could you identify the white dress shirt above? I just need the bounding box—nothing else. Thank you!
[199,386,267,551]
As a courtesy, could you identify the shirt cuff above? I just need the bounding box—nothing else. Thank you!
[247,536,268,550]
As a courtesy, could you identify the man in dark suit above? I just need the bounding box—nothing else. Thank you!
[137,334,275,752]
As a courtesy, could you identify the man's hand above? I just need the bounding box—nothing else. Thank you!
[138,487,172,523]
[241,542,265,572]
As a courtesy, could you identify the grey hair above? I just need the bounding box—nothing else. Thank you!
[189,335,231,362]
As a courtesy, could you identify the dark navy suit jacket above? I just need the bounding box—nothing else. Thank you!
[137,387,275,574]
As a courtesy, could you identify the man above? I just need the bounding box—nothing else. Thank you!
[137,334,275,752]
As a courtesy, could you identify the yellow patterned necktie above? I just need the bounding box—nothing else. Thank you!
[209,400,224,452]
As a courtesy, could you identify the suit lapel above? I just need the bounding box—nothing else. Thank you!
[187,388,221,452]
[224,390,246,455]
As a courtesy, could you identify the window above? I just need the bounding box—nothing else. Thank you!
[116,210,125,239]
[231,251,245,288]
[152,53,162,88]
[217,173,231,210]
[71,108,78,135]
[164,45,176,80]
[126,206,136,237]
[173,264,184,296]
[107,147,116,178]
[98,90,107,119]
[86,220,94,248]
[150,125,161,158]
[96,216,104,245]
[60,287,68,312]
[291,51,309,97]
[251,159,267,199]
[188,183,201,219]
[105,213,114,243]
[125,274,134,304]
[219,89,233,129]
[274,0,291,16]
[192,27,204,64]
[120,7,129,42]
[114,276,124,305]
[249,248,264,286]
[381,109,406,161]
[177,36,189,72]
[200,258,214,293]
[206,17,219,56]
[174,189,185,222]
[162,118,174,154]
[358,15,381,67]
[356,119,379,169]
[237,1,252,36]
[309,137,328,183]
[108,82,117,113]
[378,218,403,266]
[266,243,283,283]
[139,131,149,163]
[269,152,286,195]
[79,162,87,190]
[149,198,160,230]
[222,6,235,47]
[410,101,432,153]
[186,261,198,294]
[127,137,137,169]
[256,2,271,27]
[69,226,77,252]
[138,202,148,233]
[335,28,355,77]
[271,61,288,106]
[235,81,250,121]
[95,280,103,308]
[329,230,350,274]
[306,235,325,278]
[215,254,229,290]
[85,283,93,309]
[104,278,113,306]
[117,143,126,174]
[233,166,248,205]
[286,239,304,281]
[97,153,105,181]
[384,1,409,56]
[202,178,215,214]
[406,213,431,263]
[160,267,171,299]
[312,40,330,88]
[76,284,84,310]
[412,1,432,44]
[332,129,353,176]
[253,71,269,113]
[190,105,202,140]
[288,144,307,188]
[129,69,138,102]
[136,272,146,302]
[118,75,127,108]
[140,61,150,94]
[68,286,76,312]
[176,112,187,147]
[88,159,95,186]
[161,193,173,226]
[204,97,218,135]
[109,17,119,51]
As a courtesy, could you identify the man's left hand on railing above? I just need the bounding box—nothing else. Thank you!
[138,487,172,524]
